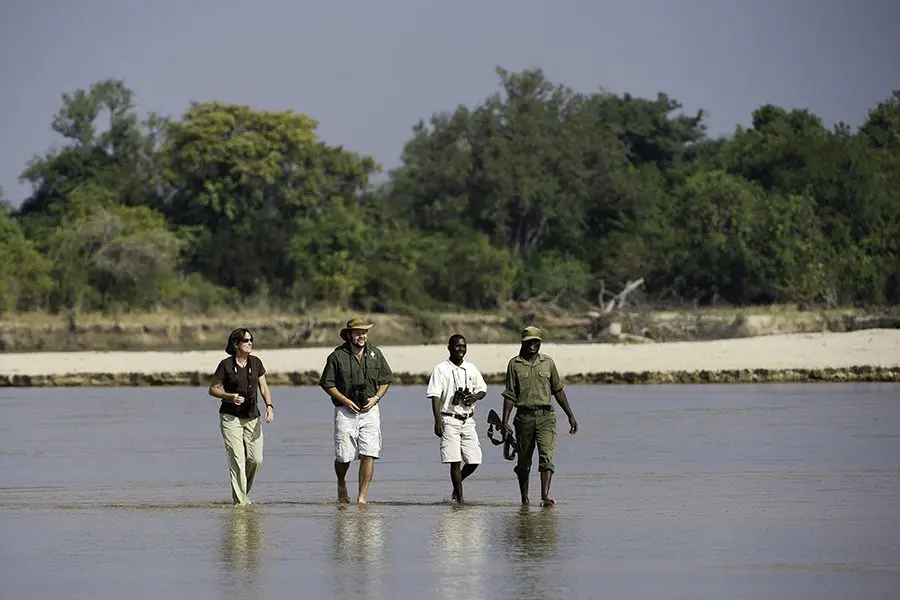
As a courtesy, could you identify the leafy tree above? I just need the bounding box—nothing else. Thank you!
[418,230,518,309]
[42,204,182,312]
[18,79,166,227]
[388,107,477,231]
[722,105,831,194]
[861,90,900,151]
[5,73,899,317]
[516,250,593,306]
[755,191,829,304]
[0,210,54,313]
[289,197,369,309]
[467,68,591,261]
[589,91,706,175]
[662,170,767,304]
[160,102,377,296]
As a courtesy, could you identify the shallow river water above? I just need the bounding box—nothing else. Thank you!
[1,383,899,599]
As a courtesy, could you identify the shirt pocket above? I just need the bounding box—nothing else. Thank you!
[538,369,551,379]
[366,355,382,381]
[337,364,353,386]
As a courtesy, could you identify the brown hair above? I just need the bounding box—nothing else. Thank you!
[225,328,252,356]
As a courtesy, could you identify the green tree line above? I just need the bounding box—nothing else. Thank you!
[2,69,899,316]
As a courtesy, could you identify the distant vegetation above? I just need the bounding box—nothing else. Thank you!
[2,68,898,318]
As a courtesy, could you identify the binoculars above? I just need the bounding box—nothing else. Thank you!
[451,387,472,406]
[349,385,368,408]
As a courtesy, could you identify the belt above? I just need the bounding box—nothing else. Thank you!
[441,411,473,421]
[517,406,553,414]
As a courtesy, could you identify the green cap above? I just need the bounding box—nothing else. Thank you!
[521,326,542,342]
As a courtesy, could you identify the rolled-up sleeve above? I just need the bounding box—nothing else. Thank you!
[549,359,564,395]
[501,359,517,402]
[319,354,338,388]
[377,350,393,385]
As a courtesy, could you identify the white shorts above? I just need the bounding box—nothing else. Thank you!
[440,415,482,465]
[334,405,382,462]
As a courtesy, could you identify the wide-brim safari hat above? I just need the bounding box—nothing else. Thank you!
[340,317,374,341]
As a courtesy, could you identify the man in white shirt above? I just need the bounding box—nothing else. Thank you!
[427,334,488,504]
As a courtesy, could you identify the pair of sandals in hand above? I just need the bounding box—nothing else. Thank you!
[486,409,518,461]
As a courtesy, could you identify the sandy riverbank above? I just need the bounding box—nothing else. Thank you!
[2,329,899,387]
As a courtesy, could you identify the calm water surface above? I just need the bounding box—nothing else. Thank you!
[1,383,899,600]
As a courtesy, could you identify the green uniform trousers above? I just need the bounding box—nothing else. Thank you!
[513,409,557,475]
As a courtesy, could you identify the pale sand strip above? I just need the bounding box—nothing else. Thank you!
[2,330,898,378]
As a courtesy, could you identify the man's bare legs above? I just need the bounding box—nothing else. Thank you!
[516,470,530,505]
[540,470,555,506]
[450,463,478,504]
[515,470,555,506]
[335,457,376,504]
[357,455,375,504]
[335,460,351,503]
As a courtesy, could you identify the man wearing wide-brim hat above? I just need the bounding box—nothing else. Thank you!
[319,317,394,504]
[501,326,578,507]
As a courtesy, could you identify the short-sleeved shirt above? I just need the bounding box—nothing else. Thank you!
[426,359,488,417]
[319,343,394,407]
[214,355,266,419]
[501,354,564,409]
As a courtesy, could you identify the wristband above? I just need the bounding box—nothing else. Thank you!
[266,403,274,408]
[373,395,381,401]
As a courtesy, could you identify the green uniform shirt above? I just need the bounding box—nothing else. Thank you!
[501,353,564,408]
[319,342,394,407]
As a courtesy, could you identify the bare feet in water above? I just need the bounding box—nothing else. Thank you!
[337,481,350,504]
[540,498,556,507]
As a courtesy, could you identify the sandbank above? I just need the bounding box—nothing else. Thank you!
[2,330,899,387]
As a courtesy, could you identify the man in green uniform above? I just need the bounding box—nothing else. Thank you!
[320,317,393,504]
[502,326,578,506]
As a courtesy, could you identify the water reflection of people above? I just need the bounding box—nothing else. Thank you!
[330,507,386,598]
[433,506,489,600]
[507,507,559,559]
[501,508,560,600]
[221,508,263,576]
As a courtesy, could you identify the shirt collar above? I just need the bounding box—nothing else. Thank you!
[341,342,366,353]
[513,353,544,366]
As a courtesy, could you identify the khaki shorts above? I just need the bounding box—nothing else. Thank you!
[439,415,482,465]
[334,405,381,462]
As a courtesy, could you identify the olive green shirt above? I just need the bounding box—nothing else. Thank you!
[319,343,393,407]
[501,353,564,408]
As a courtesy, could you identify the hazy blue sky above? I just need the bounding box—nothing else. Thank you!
[1,0,898,205]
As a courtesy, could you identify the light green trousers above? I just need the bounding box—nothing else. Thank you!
[220,413,264,505]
